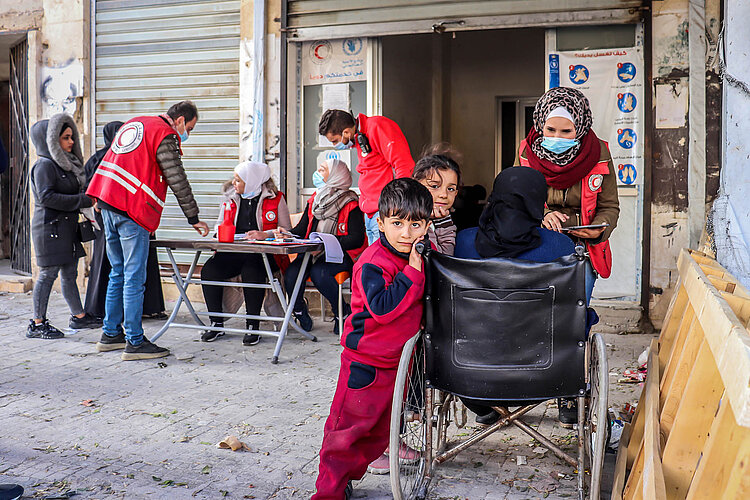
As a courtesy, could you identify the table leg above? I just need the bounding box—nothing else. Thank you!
[261,254,306,336]
[150,249,203,343]
[272,252,317,364]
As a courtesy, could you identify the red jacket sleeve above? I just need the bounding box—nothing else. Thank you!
[370,119,415,179]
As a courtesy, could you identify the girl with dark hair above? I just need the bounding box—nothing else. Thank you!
[28,113,102,339]
[412,152,461,255]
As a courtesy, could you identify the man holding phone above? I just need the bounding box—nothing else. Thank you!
[318,110,415,244]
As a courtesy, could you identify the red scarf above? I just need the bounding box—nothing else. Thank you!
[524,128,601,190]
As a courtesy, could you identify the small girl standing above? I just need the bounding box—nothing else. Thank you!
[412,153,461,255]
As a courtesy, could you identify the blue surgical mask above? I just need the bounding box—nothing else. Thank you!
[541,137,579,154]
[179,128,189,143]
[240,190,257,199]
[334,141,349,150]
[312,171,326,189]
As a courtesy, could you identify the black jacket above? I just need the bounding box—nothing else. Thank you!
[30,116,92,267]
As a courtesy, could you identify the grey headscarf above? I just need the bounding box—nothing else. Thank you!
[311,159,358,234]
[46,113,86,190]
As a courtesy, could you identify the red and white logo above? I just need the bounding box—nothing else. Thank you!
[111,122,144,154]
[588,174,604,192]
[338,222,347,234]
[265,211,276,222]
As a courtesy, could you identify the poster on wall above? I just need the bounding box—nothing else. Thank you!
[302,38,367,86]
[550,47,644,186]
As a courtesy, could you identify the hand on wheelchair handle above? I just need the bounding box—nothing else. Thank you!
[414,235,430,256]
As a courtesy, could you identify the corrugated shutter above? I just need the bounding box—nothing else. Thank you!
[286,0,644,40]
[95,0,240,265]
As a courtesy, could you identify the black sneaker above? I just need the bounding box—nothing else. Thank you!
[96,331,126,352]
[344,481,353,500]
[201,322,225,342]
[69,313,103,330]
[143,311,168,320]
[293,306,314,332]
[332,304,352,335]
[475,410,501,426]
[558,398,578,428]
[26,319,64,339]
[121,339,170,361]
[0,483,24,500]
[243,333,261,346]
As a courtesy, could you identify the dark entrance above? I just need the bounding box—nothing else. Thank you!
[9,38,30,275]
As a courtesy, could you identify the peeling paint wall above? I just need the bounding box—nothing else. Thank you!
[648,0,722,326]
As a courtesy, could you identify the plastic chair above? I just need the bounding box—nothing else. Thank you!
[334,271,351,336]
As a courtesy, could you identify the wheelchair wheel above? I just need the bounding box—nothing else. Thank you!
[584,333,609,500]
[390,333,430,500]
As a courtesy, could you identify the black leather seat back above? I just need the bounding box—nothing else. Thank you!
[423,251,587,401]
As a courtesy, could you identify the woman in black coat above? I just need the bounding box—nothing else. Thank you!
[83,121,166,320]
[28,113,102,339]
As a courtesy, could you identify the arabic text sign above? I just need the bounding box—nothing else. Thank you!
[302,38,367,86]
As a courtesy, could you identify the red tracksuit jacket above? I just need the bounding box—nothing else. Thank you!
[341,235,426,369]
[354,114,415,217]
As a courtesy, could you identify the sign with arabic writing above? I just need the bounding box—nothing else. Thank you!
[302,38,367,86]
[552,47,644,186]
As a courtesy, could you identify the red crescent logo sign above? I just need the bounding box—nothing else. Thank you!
[265,211,276,222]
[111,122,144,154]
[338,223,346,234]
[588,174,603,192]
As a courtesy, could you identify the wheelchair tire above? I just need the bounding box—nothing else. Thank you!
[390,332,430,500]
[584,332,609,500]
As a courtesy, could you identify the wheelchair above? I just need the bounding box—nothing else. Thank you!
[388,245,609,500]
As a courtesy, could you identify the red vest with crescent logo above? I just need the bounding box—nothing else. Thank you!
[261,193,283,231]
[518,140,613,278]
[305,194,367,261]
[86,116,178,233]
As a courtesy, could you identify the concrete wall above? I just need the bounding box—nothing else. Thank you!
[648,0,722,325]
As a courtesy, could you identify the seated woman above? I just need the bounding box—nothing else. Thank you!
[200,161,291,346]
[454,166,579,427]
[284,158,366,334]
[455,167,575,262]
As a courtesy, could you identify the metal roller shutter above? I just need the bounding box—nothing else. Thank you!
[286,0,644,40]
[95,0,240,265]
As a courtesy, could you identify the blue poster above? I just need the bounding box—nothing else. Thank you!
[549,54,560,89]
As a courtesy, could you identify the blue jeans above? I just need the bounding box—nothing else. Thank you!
[364,211,380,245]
[585,261,596,305]
[102,210,150,345]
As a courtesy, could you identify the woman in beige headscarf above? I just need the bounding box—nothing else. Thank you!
[283,159,366,334]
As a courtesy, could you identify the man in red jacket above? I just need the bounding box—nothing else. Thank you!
[87,101,209,360]
[318,110,415,244]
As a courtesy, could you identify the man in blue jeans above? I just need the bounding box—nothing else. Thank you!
[87,101,209,360]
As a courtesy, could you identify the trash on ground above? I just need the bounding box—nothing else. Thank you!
[516,455,527,465]
[217,435,250,451]
[79,400,96,407]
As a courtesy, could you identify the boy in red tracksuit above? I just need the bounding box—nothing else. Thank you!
[312,178,433,500]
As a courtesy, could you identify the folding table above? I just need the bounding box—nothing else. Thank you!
[151,239,323,364]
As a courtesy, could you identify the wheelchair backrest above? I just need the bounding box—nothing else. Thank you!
[423,250,587,401]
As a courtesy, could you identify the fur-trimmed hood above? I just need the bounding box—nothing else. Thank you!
[31,113,86,189]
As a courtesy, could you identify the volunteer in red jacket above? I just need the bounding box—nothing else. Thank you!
[87,101,210,360]
[516,87,619,427]
[318,109,415,244]
[282,158,366,334]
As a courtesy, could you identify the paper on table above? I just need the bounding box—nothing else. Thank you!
[309,232,344,263]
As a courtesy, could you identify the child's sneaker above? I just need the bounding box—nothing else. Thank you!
[391,442,420,464]
[366,453,390,475]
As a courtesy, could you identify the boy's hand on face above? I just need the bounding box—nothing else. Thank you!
[408,240,422,271]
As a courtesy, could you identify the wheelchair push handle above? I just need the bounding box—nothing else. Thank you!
[414,235,430,256]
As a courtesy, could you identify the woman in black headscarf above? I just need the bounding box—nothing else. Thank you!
[455,167,575,262]
[83,121,166,319]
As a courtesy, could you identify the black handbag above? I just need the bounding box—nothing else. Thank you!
[77,219,96,242]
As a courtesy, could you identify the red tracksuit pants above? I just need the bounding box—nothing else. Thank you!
[312,353,398,499]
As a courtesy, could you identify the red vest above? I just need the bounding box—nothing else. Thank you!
[518,140,613,278]
[305,194,367,261]
[86,116,178,233]
[261,193,283,231]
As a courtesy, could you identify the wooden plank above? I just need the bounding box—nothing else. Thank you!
[626,382,646,469]
[661,341,723,499]
[658,285,690,374]
[659,310,697,411]
[642,340,667,500]
[716,329,750,427]
[685,400,743,499]
[612,422,633,500]
[623,445,644,500]
[721,292,750,327]
[722,434,750,499]
[659,318,704,435]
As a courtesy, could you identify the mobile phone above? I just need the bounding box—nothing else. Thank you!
[560,223,610,232]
